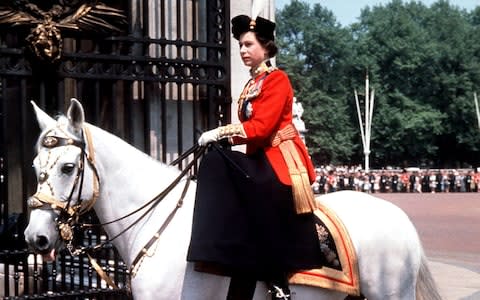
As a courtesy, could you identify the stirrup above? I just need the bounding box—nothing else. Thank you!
[268,285,291,300]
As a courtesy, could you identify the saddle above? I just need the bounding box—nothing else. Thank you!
[289,199,360,296]
[194,199,361,296]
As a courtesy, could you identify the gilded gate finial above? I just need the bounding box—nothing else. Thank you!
[0,1,127,62]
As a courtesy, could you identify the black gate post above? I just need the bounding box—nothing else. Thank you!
[206,0,231,128]
[0,77,6,229]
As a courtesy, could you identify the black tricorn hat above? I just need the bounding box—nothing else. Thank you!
[231,15,275,41]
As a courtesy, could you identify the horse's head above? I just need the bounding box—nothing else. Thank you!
[24,98,99,261]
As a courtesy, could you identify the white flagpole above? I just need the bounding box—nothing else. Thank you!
[475,92,480,130]
[355,72,375,173]
[354,89,366,151]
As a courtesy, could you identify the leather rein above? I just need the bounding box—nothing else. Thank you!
[29,124,206,285]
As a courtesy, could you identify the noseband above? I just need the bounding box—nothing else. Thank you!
[28,125,100,248]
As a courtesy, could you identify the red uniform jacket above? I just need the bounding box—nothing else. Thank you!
[231,66,316,186]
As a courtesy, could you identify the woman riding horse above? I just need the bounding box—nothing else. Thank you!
[187,14,324,300]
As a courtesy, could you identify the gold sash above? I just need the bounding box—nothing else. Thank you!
[271,124,316,214]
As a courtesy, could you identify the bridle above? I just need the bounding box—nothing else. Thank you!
[28,125,100,251]
[28,123,206,285]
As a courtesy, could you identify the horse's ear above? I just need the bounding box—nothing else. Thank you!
[67,98,85,134]
[31,101,56,131]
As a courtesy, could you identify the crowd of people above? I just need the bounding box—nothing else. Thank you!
[312,166,480,194]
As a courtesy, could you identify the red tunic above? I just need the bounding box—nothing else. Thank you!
[231,67,316,186]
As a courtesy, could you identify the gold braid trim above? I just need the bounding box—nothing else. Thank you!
[218,124,247,143]
[272,124,316,214]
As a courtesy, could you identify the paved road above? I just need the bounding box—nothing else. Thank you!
[378,192,480,300]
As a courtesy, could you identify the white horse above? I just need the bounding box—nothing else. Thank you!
[24,98,442,300]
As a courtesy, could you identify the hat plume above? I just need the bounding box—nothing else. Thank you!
[251,0,266,20]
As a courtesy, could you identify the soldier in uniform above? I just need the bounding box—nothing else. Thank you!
[465,170,473,193]
[337,169,346,191]
[400,169,410,192]
[421,171,430,193]
[318,169,328,194]
[379,170,388,193]
[347,170,356,190]
[409,172,416,193]
[391,172,399,193]
[368,172,376,193]
[187,14,323,300]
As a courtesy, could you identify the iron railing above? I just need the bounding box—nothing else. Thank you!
[0,0,230,298]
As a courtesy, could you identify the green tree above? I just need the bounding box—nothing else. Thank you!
[350,0,447,166]
[276,0,480,168]
[277,0,356,165]
[347,0,479,167]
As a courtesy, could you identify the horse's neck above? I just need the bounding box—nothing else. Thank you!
[89,126,191,266]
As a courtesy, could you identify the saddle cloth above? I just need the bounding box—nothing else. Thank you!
[289,199,360,296]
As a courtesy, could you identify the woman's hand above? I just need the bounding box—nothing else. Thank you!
[198,128,220,146]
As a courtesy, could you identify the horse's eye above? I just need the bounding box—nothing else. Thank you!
[61,163,76,174]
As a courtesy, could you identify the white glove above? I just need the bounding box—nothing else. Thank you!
[198,128,220,146]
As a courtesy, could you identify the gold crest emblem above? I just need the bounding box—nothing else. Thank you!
[43,135,59,147]
[0,1,127,61]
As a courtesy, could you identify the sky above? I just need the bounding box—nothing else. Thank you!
[275,0,479,26]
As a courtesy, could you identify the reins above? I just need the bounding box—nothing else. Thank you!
[79,143,206,282]
[30,123,207,287]
[80,143,205,252]
[81,144,200,228]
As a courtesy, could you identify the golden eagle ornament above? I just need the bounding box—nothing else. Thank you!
[0,0,127,62]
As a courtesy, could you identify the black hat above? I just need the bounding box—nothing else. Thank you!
[231,15,275,41]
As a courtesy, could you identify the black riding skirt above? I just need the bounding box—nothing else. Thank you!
[187,147,323,280]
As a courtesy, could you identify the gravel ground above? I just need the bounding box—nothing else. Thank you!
[372,192,480,300]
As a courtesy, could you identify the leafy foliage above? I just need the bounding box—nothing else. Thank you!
[276,0,480,168]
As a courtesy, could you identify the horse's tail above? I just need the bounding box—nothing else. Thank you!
[416,250,443,300]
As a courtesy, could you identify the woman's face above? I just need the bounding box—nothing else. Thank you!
[239,31,268,68]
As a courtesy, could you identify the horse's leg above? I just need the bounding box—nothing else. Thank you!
[181,263,231,300]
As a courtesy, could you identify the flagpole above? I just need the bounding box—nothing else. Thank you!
[474,92,480,130]
[355,72,375,173]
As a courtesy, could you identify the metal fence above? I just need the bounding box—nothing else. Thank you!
[0,0,230,298]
